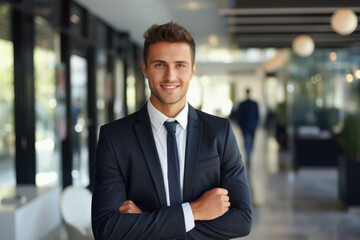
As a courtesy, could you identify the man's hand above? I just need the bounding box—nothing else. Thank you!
[190,188,230,221]
[119,200,143,214]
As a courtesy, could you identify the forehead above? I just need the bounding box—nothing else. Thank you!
[147,41,192,61]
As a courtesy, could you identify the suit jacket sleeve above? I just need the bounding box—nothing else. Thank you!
[91,126,186,240]
[189,119,252,239]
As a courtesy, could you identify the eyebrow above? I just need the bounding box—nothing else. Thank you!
[150,60,190,65]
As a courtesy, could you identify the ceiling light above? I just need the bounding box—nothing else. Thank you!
[292,35,315,57]
[208,35,219,47]
[331,8,358,35]
[346,73,354,83]
[188,2,198,10]
[329,52,337,62]
[355,69,360,79]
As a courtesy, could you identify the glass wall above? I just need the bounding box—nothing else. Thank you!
[126,67,136,114]
[0,4,15,186]
[34,17,61,187]
[96,49,107,126]
[287,48,358,131]
[114,59,126,119]
[0,0,134,188]
[90,17,108,128]
[70,54,89,187]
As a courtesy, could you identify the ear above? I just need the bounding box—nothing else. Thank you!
[141,60,148,78]
[191,62,196,78]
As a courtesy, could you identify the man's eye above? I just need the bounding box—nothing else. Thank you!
[177,64,185,68]
[155,63,164,67]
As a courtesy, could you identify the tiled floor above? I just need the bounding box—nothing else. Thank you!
[232,125,360,240]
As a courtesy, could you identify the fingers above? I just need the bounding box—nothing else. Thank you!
[190,188,231,221]
[222,195,230,203]
[224,197,231,208]
[119,200,143,214]
[221,192,231,209]
[214,188,230,205]
[216,189,231,214]
[215,188,228,196]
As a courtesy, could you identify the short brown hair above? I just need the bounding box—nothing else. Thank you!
[143,21,196,66]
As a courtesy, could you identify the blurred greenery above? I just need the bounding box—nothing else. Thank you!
[0,39,14,156]
[338,112,360,161]
[0,39,13,102]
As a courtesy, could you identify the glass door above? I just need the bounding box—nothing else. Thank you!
[114,59,125,119]
[34,16,61,187]
[70,54,89,186]
[0,3,15,186]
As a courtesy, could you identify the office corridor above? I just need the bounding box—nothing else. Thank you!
[232,123,360,240]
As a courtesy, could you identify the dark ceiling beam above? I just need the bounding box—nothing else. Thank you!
[228,0,360,9]
[233,32,360,48]
[228,25,342,33]
[219,7,360,15]
[233,33,360,41]
[235,41,359,48]
[227,16,334,24]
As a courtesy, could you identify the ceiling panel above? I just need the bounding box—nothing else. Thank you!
[74,0,360,50]
[220,1,360,48]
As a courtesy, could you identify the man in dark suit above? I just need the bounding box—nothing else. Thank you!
[236,88,259,168]
[92,22,252,240]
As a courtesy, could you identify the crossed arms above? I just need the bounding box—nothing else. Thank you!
[120,188,230,220]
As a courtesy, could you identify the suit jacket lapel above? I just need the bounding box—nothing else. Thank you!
[183,105,202,202]
[134,105,167,207]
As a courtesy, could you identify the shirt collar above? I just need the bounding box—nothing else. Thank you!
[147,100,188,132]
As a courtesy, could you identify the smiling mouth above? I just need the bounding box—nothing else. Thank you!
[161,84,179,90]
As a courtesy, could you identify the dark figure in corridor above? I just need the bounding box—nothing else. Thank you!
[91,21,252,239]
[236,88,259,168]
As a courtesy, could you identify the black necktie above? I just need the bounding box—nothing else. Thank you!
[164,121,182,205]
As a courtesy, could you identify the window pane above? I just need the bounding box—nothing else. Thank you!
[70,54,89,187]
[114,59,125,119]
[96,50,107,126]
[126,67,136,114]
[34,17,61,187]
[0,4,15,186]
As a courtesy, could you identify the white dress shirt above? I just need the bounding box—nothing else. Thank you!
[147,100,195,232]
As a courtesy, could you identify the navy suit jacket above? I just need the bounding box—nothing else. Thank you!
[91,104,252,240]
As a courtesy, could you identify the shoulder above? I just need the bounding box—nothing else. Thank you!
[194,108,231,132]
[101,111,139,134]
[249,99,258,105]
[196,109,228,123]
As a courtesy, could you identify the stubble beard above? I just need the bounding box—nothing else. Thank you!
[152,89,187,106]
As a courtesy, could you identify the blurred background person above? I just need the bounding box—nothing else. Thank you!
[236,88,259,168]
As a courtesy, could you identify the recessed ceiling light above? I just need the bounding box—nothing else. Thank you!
[188,2,198,10]
[208,35,219,47]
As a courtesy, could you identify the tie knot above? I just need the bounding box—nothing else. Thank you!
[164,121,177,133]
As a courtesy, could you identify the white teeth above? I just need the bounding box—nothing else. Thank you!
[163,86,177,89]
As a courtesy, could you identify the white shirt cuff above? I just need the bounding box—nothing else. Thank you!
[181,202,195,232]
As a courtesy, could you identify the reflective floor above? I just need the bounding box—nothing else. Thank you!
[232,124,360,240]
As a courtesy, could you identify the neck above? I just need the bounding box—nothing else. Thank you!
[150,98,186,118]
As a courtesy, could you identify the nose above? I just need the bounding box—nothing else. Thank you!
[165,66,176,81]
